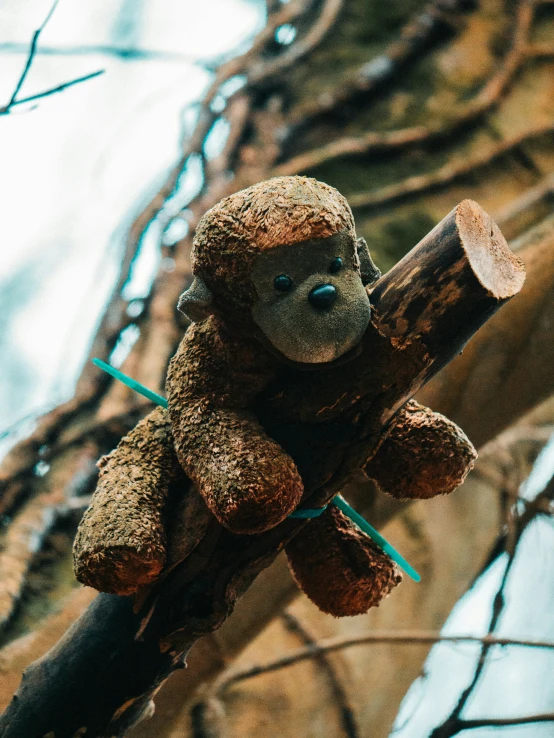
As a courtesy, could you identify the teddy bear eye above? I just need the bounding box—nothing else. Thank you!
[274,274,293,292]
[329,257,343,274]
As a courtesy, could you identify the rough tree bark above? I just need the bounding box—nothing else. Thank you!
[0,202,524,736]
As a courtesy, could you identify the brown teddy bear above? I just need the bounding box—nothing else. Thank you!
[73,176,476,616]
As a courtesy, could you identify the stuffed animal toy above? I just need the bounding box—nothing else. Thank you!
[74,176,476,616]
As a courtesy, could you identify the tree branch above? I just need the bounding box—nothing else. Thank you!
[428,475,554,738]
[0,201,524,737]
[3,0,60,110]
[280,0,474,137]
[417,212,554,448]
[280,613,359,738]
[0,0,104,115]
[2,70,105,111]
[273,0,534,176]
[347,123,554,210]
[214,632,554,692]
[456,713,554,730]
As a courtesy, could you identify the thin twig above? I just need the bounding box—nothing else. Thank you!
[281,612,359,738]
[457,713,554,729]
[0,42,199,63]
[0,0,104,116]
[4,0,60,110]
[215,631,554,693]
[429,474,554,737]
[3,70,105,111]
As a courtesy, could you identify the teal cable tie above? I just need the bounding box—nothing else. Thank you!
[333,495,421,582]
[92,358,420,583]
[289,505,328,519]
[92,358,168,408]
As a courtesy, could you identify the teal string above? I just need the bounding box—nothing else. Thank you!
[333,496,421,582]
[289,506,328,519]
[93,358,420,582]
[92,358,168,408]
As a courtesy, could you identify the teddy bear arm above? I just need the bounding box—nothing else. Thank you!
[166,320,304,535]
[363,400,477,500]
[73,405,181,594]
[285,504,401,616]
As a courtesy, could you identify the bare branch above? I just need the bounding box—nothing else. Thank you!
[248,0,344,85]
[214,631,554,693]
[526,44,554,57]
[457,713,554,729]
[0,42,199,63]
[494,172,554,228]
[0,0,104,115]
[428,475,554,737]
[347,123,554,210]
[274,0,534,176]
[4,0,60,110]
[3,70,105,111]
[281,0,474,135]
[281,612,359,738]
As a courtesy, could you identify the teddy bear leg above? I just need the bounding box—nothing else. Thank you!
[364,400,477,500]
[285,504,401,617]
[73,406,182,595]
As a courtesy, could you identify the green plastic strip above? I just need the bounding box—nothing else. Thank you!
[333,495,421,582]
[92,358,168,408]
[92,357,420,583]
[288,505,328,518]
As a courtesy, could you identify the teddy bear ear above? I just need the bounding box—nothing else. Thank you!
[356,237,381,286]
[177,276,214,322]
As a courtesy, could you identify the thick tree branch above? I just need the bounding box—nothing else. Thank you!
[417,212,554,447]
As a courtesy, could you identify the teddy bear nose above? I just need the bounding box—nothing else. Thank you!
[308,283,337,310]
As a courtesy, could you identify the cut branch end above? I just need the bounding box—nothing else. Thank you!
[457,199,526,299]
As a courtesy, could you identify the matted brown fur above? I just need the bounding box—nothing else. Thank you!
[286,505,402,617]
[192,176,355,308]
[166,317,304,534]
[73,406,181,594]
[73,176,477,616]
[365,400,477,499]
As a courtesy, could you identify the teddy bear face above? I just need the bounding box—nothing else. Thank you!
[250,230,371,364]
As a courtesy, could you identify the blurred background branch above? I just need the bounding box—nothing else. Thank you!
[1,0,554,734]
